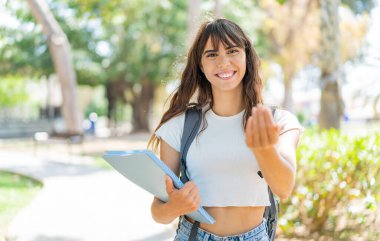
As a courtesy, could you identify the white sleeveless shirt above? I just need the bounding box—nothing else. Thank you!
[155,108,303,207]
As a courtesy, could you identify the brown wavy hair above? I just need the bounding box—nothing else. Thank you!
[148,18,263,152]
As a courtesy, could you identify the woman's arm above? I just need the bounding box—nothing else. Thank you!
[151,139,201,224]
[245,105,301,199]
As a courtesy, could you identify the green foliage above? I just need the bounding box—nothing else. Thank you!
[276,0,376,13]
[0,77,29,107]
[280,129,380,239]
[106,0,187,86]
[223,1,268,56]
[342,0,376,14]
[0,18,54,78]
[0,0,107,85]
[64,0,187,86]
[1,0,187,87]
[0,171,42,228]
[84,100,107,118]
[83,86,107,117]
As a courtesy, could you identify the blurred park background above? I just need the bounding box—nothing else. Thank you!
[0,0,379,240]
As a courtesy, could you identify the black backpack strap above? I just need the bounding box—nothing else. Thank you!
[270,106,276,118]
[188,221,200,241]
[266,187,279,240]
[179,107,202,241]
[179,107,202,183]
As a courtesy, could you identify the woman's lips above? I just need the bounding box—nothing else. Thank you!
[215,71,236,80]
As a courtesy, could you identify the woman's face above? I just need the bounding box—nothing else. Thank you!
[200,37,246,94]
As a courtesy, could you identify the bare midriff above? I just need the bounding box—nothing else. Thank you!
[186,206,266,236]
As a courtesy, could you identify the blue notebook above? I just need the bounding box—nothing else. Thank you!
[102,149,215,224]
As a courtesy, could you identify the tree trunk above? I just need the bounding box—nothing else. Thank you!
[374,94,380,119]
[282,63,295,112]
[214,0,223,18]
[131,80,155,133]
[27,0,82,134]
[318,0,343,129]
[283,76,294,112]
[105,80,127,129]
[187,0,201,47]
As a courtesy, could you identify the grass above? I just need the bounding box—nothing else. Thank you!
[90,155,113,170]
[0,170,43,229]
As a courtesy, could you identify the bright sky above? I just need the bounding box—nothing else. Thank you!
[345,5,380,91]
[366,5,380,65]
[0,1,19,28]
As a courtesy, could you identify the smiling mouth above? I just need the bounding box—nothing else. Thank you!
[215,71,236,80]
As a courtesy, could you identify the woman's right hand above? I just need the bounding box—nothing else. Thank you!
[165,175,201,215]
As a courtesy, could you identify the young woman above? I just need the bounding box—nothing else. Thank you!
[148,18,303,241]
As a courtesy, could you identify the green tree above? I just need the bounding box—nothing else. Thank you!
[0,77,28,107]
[0,2,54,78]
[1,0,187,132]
[0,0,98,127]
[259,0,319,112]
[71,0,187,132]
[260,0,372,126]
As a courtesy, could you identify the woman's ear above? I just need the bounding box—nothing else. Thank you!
[200,65,204,73]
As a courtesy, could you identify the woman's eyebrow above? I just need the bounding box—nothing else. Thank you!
[203,49,217,55]
[203,45,240,56]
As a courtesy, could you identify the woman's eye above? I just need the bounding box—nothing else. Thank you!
[206,53,217,58]
[228,49,239,54]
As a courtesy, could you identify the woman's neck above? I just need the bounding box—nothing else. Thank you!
[211,89,244,117]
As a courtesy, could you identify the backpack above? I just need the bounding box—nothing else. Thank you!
[179,106,279,241]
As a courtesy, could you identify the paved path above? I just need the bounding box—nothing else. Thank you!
[0,142,177,241]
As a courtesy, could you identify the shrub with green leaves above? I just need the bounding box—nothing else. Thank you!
[279,128,380,240]
[0,77,29,107]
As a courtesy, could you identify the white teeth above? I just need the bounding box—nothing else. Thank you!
[217,71,234,78]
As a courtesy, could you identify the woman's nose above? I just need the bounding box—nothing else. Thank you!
[217,54,231,67]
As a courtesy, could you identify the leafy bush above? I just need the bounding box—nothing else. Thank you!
[0,77,29,107]
[279,128,380,240]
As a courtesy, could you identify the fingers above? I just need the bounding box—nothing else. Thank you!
[186,182,201,211]
[246,105,279,149]
[257,107,269,145]
[191,192,201,211]
[166,176,197,196]
[181,181,201,212]
[251,108,260,146]
[182,181,198,197]
[165,175,174,195]
[165,177,201,214]
[245,116,253,147]
[263,108,279,144]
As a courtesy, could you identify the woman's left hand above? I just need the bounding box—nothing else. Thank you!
[245,104,280,151]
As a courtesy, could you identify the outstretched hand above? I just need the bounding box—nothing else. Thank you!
[245,105,280,151]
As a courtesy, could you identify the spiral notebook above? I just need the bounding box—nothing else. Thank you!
[102,149,215,224]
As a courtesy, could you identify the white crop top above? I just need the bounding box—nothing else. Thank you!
[155,108,303,207]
